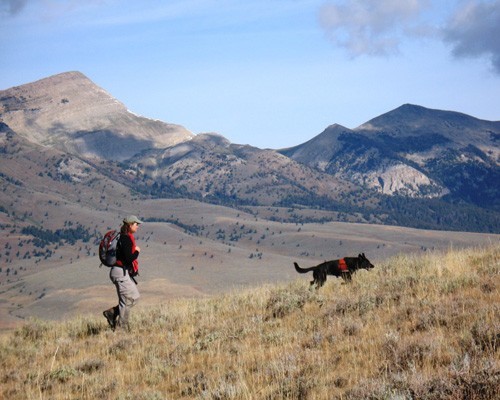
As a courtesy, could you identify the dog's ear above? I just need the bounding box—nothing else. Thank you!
[361,253,366,259]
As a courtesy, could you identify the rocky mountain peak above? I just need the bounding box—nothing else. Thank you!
[360,104,498,133]
[279,123,353,171]
[0,71,194,161]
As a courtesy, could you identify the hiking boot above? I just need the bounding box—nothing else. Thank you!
[115,319,131,332]
[103,307,118,330]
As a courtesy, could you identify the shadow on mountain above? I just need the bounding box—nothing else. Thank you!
[57,128,156,161]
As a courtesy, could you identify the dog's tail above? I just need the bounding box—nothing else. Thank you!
[294,262,317,273]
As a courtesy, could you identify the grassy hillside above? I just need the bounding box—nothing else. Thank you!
[1,244,498,399]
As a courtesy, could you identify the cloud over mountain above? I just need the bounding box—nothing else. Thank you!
[319,0,500,75]
[318,0,430,56]
[443,0,500,74]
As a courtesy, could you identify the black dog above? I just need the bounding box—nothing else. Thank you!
[294,253,374,289]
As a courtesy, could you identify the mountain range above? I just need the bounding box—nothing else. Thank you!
[1,71,499,233]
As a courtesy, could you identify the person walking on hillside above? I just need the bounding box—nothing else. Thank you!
[103,215,142,331]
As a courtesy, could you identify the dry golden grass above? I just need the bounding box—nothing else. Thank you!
[1,244,499,399]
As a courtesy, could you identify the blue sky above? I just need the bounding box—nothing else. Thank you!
[1,0,499,149]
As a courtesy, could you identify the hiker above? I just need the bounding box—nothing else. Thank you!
[103,215,142,331]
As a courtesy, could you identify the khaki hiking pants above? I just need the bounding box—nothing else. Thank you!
[110,266,140,328]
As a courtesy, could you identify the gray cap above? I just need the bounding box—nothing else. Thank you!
[123,215,143,224]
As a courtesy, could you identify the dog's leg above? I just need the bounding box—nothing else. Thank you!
[317,270,327,289]
[341,271,352,284]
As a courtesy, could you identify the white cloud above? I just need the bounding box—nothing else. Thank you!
[318,0,430,57]
[318,0,500,76]
[443,0,500,74]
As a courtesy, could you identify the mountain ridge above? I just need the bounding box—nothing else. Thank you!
[1,71,499,232]
[281,103,499,207]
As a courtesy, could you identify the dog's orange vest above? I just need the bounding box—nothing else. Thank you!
[338,258,348,271]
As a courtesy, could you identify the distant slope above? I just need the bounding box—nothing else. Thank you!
[281,104,500,207]
[360,103,499,149]
[126,132,360,207]
[279,124,351,171]
[0,121,134,232]
[0,71,193,161]
[357,104,500,207]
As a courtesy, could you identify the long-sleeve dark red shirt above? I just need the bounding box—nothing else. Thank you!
[116,233,139,273]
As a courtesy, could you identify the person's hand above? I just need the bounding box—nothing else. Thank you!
[135,246,141,253]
